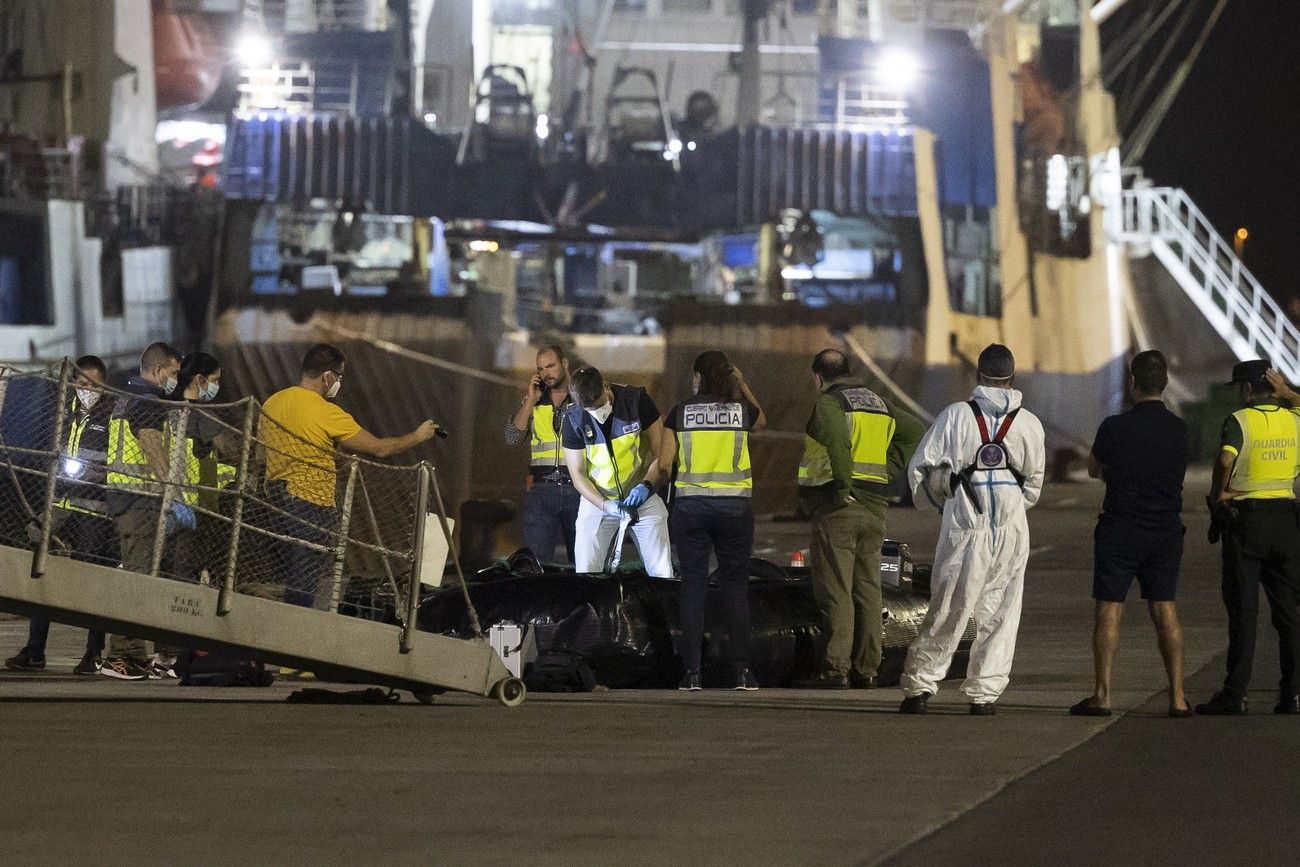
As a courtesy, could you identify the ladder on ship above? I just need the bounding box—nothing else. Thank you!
[1117,183,1300,382]
[0,365,523,706]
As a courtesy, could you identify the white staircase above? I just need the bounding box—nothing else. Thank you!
[1118,184,1300,381]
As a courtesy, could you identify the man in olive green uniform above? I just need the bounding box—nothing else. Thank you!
[1198,360,1300,715]
[795,349,925,689]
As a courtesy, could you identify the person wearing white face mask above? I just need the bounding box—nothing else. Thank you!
[5,355,115,676]
[103,342,184,680]
[899,344,1046,715]
[562,366,673,577]
[260,343,441,608]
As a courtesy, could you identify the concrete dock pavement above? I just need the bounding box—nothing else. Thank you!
[2,473,1297,865]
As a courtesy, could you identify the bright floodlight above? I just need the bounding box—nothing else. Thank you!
[878,49,921,90]
[235,32,273,68]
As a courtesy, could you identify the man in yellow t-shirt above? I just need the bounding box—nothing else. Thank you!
[260,343,440,607]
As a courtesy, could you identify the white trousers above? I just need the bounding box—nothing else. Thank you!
[574,494,673,578]
[900,508,1030,703]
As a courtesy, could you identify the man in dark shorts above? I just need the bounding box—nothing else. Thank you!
[1071,350,1191,718]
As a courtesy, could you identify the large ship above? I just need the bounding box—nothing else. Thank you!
[6,1,1288,517]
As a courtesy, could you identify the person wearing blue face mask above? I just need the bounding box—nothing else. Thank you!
[146,352,229,676]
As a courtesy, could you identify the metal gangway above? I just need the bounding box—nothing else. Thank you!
[1118,183,1300,382]
[0,363,523,706]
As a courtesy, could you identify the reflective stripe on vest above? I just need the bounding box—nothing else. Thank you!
[217,461,236,489]
[107,410,155,493]
[798,385,894,486]
[182,436,203,506]
[585,429,647,500]
[1230,406,1300,499]
[530,402,564,468]
[675,401,752,498]
[60,411,108,516]
[574,387,650,499]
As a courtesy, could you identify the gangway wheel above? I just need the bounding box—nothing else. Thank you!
[492,677,527,708]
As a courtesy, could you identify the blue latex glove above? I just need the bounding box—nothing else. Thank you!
[621,482,651,509]
[169,501,197,532]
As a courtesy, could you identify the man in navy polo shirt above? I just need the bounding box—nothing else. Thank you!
[1071,350,1191,718]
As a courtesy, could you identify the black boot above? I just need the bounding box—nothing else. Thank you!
[899,692,931,714]
[1195,692,1248,715]
[793,670,849,690]
[1274,693,1300,715]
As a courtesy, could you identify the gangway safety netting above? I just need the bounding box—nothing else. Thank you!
[0,363,453,630]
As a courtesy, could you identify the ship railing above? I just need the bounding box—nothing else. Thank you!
[1120,184,1300,381]
[0,363,478,655]
[260,0,389,34]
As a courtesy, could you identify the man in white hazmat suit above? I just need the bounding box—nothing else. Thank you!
[899,344,1046,715]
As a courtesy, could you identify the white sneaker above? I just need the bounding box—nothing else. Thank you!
[148,654,178,679]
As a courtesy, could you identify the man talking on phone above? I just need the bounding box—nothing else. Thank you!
[506,345,581,563]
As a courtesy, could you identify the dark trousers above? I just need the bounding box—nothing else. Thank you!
[268,483,338,609]
[521,479,581,564]
[670,496,754,673]
[1221,502,1300,699]
[23,510,113,658]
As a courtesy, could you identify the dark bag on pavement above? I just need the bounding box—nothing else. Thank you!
[523,649,597,693]
[177,649,276,687]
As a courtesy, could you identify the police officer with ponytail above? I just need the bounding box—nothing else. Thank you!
[660,351,766,691]
[1198,361,1300,715]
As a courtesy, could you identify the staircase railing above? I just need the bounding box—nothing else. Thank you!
[1120,185,1300,381]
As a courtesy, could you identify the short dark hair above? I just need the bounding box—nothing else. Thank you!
[569,367,606,408]
[75,355,107,380]
[537,344,568,365]
[812,349,850,380]
[1130,350,1168,396]
[140,342,182,374]
[302,343,346,378]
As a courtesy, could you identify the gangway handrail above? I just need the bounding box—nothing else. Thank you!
[0,363,523,703]
[1119,185,1300,382]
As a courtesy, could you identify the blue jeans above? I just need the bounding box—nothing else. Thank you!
[522,479,581,564]
[268,483,338,609]
[670,496,754,673]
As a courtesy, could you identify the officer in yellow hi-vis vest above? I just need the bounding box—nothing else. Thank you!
[794,349,924,690]
[659,351,767,691]
[103,342,183,680]
[562,366,671,578]
[167,351,229,585]
[506,345,581,563]
[1199,360,1300,715]
[3,355,116,676]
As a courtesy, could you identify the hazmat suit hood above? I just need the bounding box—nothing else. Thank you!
[970,384,1023,417]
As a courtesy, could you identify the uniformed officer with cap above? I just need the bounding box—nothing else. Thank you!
[1198,359,1300,715]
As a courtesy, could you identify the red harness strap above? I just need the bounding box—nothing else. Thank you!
[968,401,1019,444]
